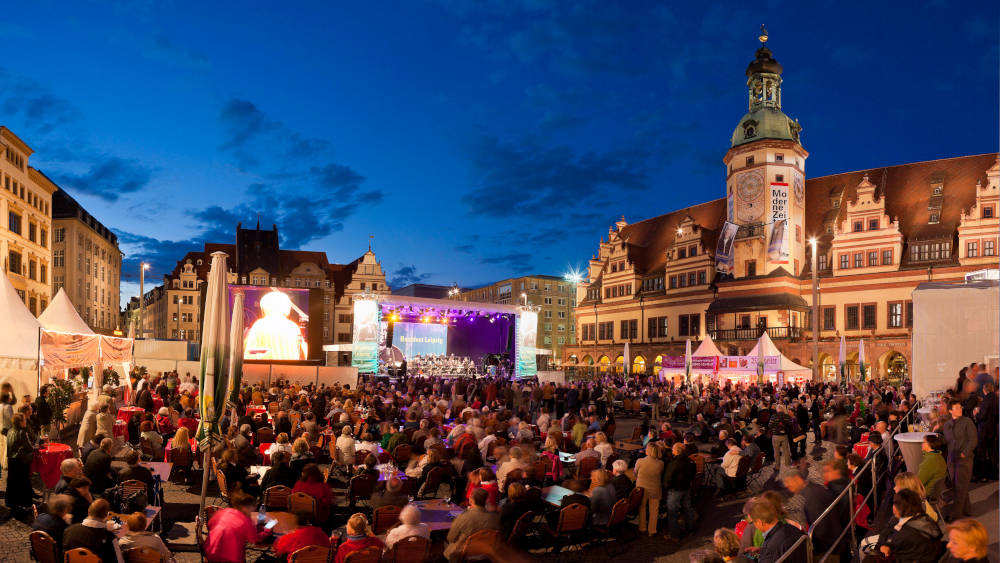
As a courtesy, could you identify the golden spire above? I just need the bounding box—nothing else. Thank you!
[759,25,768,45]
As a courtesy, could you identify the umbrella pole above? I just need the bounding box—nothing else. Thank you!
[198,447,211,525]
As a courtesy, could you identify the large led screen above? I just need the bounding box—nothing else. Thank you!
[394,322,447,358]
[230,286,310,361]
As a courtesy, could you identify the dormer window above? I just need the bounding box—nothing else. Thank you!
[832,200,840,208]
[677,247,687,259]
[929,213,940,224]
[868,218,879,230]
[932,186,943,196]
[775,174,784,182]
[984,207,995,219]
[746,156,755,166]
[775,153,783,162]
[853,221,863,233]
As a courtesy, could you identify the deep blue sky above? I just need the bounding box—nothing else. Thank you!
[1,1,996,306]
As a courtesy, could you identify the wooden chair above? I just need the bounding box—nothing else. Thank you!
[545,502,589,553]
[121,479,148,498]
[530,459,548,485]
[507,510,536,544]
[124,546,163,563]
[745,453,767,489]
[289,545,331,563]
[377,452,392,464]
[457,528,500,561]
[343,546,382,563]
[626,486,643,517]
[592,498,630,554]
[575,456,600,480]
[29,530,58,563]
[722,456,752,495]
[348,473,377,508]
[393,444,412,465]
[264,485,292,510]
[372,505,402,534]
[170,444,194,483]
[629,426,642,441]
[195,506,222,562]
[417,466,446,499]
[288,492,317,518]
[63,548,101,563]
[386,534,430,563]
[139,437,156,460]
[256,427,274,445]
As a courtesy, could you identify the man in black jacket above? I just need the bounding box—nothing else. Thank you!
[66,478,93,524]
[118,450,154,499]
[260,451,297,494]
[83,438,117,496]
[752,498,807,563]
[782,470,844,560]
[943,399,978,518]
[663,442,698,540]
[62,499,123,563]
[53,458,83,496]
[33,385,53,438]
[80,434,104,465]
[610,459,634,501]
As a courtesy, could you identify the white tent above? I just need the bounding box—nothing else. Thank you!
[0,272,43,398]
[747,331,812,379]
[692,335,724,375]
[39,289,95,334]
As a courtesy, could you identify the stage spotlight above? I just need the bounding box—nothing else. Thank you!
[489,317,495,324]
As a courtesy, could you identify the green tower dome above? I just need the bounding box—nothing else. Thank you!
[730,28,802,149]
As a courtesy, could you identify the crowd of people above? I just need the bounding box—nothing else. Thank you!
[2,361,996,563]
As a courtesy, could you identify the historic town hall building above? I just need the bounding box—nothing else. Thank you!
[565,34,998,382]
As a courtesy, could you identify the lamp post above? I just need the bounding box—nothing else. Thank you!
[139,262,150,338]
[809,238,820,382]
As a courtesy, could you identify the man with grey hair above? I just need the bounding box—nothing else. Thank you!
[611,458,634,500]
[371,476,409,509]
[497,446,529,490]
[54,457,84,495]
[384,504,430,549]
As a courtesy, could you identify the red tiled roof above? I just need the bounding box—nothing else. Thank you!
[615,198,728,274]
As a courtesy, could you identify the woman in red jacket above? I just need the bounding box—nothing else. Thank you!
[292,464,335,523]
[334,513,384,563]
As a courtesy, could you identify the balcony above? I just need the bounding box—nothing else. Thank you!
[710,326,804,341]
[735,223,765,240]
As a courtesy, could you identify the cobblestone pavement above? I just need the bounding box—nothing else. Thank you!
[4,416,971,563]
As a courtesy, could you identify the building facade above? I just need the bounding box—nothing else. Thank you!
[0,127,55,316]
[461,275,577,368]
[564,35,999,382]
[52,189,122,333]
[142,223,389,366]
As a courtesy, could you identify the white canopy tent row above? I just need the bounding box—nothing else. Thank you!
[0,273,134,400]
[746,331,812,381]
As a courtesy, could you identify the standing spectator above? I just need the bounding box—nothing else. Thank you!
[664,442,698,540]
[634,444,664,536]
[334,513,384,563]
[61,499,123,563]
[444,488,500,563]
[0,392,13,470]
[204,492,271,563]
[942,399,977,518]
[33,385,53,439]
[5,412,36,516]
[768,405,793,472]
[750,498,806,563]
[76,403,98,454]
[783,472,843,560]
[95,405,115,448]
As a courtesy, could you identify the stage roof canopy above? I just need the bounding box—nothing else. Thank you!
[375,294,524,317]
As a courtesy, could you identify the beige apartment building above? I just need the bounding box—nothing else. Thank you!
[460,275,577,368]
[565,36,999,382]
[52,189,122,333]
[0,127,55,316]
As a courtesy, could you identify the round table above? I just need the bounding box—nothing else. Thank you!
[916,407,933,425]
[113,420,129,442]
[894,432,937,473]
[117,406,146,423]
[32,443,72,488]
[246,406,267,417]
[259,443,274,465]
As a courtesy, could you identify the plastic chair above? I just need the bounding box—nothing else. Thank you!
[29,530,58,563]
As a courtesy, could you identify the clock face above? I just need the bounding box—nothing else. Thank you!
[737,171,765,203]
[737,200,763,223]
[794,174,805,205]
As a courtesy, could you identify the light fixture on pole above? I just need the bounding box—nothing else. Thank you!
[139,262,150,338]
[520,292,527,306]
[809,238,819,382]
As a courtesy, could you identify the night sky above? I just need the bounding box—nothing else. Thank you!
[1,2,996,306]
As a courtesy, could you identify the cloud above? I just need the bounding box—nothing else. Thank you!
[481,252,534,271]
[53,157,155,202]
[218,98,329,171]
[388,265,432,288]
[147,34,210,69]
[461,135,647,219]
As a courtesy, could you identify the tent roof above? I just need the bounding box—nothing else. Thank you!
[39,288,95,334]
[747,332,812,375]
[693,336,724,357]
[0,272,42,360]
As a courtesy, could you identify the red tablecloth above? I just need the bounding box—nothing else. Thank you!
[114,421,129,442]
[117,406,145,423]
[164,438,197,462]
[247,406,267,416]
[853,443,870,458]
[178,418,199,436]
[152,396,164,411]
[860,432,870,442]
[32,443,72,488]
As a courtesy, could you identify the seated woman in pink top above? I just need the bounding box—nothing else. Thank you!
[334,513,384,563]
[291,463,335,523]
[204,492,271,563]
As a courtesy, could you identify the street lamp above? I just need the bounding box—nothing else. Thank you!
[520,292,527,306]
[809,238,819,382]
[139,262,150,338]
[448,283,460,299]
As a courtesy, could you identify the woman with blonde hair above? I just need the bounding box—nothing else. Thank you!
[540,436,562,483]
[634,444,663,535]
[946,518,989,563]
[894,471,941,523]
[593,431,614,466]
[290,437,314,475]
[334,513,383,563]
[265,432,292,457]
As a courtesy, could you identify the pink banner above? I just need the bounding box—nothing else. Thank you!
[99,336,134,363]
[692,357,718,371]
[718,356,779,372]
[41,331,100,370]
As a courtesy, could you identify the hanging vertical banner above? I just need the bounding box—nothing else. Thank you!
[516,309,538,378]
[351,298,380,374]
[715,221,739,273]
[769,183,789,264]
[767,219,788,264]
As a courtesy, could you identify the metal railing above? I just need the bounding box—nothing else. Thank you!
[710,326,804,341]
[736,223,766,239]
[774,400,921,563]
